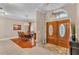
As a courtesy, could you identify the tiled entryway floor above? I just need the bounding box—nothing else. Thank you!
[0,40,59,55]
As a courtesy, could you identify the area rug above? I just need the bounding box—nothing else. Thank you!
[11,38,36,48]
[44,43,69,55]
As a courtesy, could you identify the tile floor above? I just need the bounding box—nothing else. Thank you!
[0,40,59,55]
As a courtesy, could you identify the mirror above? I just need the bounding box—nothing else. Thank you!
[59,24,65,37]
[48,25,53,36]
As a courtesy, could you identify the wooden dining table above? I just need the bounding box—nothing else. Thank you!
[11,32,36,48]
[23,32,30,35]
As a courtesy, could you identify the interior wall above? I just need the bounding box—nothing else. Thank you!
[62,4,77,24]
[76,4,79,42]
[31,22,36,33]
[36,11,46,47]
[0,16,28,39]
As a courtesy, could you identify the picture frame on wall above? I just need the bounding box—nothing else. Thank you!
[13,24,21,30]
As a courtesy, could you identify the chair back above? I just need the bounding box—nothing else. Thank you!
[18,32,21,38]
[18,31,33,40]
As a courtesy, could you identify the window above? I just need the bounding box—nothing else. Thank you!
[53,9,68,19]
[55,12,68,19]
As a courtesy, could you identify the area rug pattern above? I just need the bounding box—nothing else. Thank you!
[41,43,70,55]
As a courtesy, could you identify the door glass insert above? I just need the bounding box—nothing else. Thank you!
[59,24,65,37]
[48,25,53,36]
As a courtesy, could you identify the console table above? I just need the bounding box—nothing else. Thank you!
[70,42,79,55]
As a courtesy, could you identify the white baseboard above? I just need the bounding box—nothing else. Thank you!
[0,38,11,40]
[0,36,18,40]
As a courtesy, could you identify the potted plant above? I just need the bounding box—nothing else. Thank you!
[71,23,76,42]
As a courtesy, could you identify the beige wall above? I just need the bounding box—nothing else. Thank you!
[76,4,79,42]
[31,22,36,33]
[63,4,77,24]
[36,11,46,47]
[0,16,28,39]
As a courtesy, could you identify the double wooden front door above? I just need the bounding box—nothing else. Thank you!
[46,19,70,48]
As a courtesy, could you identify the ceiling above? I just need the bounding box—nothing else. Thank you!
[0,3,72,22]
[0,3,43,21]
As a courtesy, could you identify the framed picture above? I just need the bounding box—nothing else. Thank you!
[13,24,21,30]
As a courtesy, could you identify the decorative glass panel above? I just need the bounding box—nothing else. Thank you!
[59,24,65,37]
[48,25,53,36]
